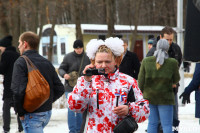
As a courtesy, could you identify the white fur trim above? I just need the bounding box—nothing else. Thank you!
[104,37,124,57]
[86,39,104,60]
[86,37,124,59]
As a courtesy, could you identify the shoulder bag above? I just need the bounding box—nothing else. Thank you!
[21,55,50,112]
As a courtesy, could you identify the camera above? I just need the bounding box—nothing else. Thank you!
[84,68,105,76]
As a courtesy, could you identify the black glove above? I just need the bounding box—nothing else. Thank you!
[179,92,190,104]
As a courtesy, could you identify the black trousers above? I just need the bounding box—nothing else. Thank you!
[2,98,23,132]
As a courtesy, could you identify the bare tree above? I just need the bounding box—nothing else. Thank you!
[106,0,116,37]
[0,1,10,37]
[48,0,58,61]
[38,0,47,41]
[129,0,142,52]
[74,0,83,40]
[9,0,21,48]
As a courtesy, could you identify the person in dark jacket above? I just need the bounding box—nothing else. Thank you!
[58,39,90,133]
[119,38,140,79]
[179,63,200,120]
[146,36,159,57]
[11,31,65,133]
[147,38,154,51]
[0,35,23,133]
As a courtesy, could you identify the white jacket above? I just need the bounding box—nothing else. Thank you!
[68,69,149,133]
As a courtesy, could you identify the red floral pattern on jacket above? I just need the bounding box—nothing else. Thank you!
[68,69,149,133]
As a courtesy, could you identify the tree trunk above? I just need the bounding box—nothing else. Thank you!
[48,0,58,62]
[38,0,47,42]
[130,0,141,52]
[9,0,21,48]
[106,0,115,37]
[0,1,10,37]
[74,0,83,40]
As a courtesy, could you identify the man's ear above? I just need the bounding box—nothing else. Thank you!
[23,41,28,48]
[160,35,162,39]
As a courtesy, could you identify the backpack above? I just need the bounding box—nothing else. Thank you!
[21,55,50,112]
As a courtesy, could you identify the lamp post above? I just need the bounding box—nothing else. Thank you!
[177,0,184,106]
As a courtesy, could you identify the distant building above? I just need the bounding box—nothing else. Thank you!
[38,24,179,65]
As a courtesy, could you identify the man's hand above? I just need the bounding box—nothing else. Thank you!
[20,116,25,120]
[179,92,190,104]
[64,74,70,80]
[82,64,94,82]
[113,105,129,116]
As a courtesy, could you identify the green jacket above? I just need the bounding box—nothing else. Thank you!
[138,56,180,105]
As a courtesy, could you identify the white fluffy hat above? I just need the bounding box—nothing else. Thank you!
[86,37,124,60]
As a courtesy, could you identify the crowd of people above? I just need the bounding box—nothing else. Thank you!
[0,25,197,133]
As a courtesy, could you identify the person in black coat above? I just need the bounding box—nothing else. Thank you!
[119,38,140,79]
[11,31,65,133]
[0,35,23,133]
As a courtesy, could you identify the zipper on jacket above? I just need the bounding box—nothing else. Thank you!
[116,95,119,107]
[97,89,99,109]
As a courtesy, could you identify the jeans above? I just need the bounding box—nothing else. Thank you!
[3,98,23,132]
[66,92,82,133]
[148,104,173,133]
[173,93,178,120]
[20,110,52,133]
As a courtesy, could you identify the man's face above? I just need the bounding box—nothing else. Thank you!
[18,40,25,55]
[161,33,174,46]
[95,52,116,74]
[74,47,83,55]
[148,44,153,50]
[123,42,128,54]
[0,46,5,54]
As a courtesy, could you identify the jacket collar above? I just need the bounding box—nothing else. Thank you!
[22,50,38,56]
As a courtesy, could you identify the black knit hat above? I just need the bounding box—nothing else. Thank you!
[73,39,83,48]
[0,35,12,47]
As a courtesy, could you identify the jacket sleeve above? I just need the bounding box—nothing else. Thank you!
[11,58,27,116]
[52,69,65,102]
[0,53,8,74]
[132,53,141,80]
[58,55,69,77]
[172,60,181,84]
[177,46,183,67]
[185,63,200,94]
[128,79,150,123]
[138,59,145,92]
[67,76,92,113]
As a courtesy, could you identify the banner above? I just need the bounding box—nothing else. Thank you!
[184,0,200,62]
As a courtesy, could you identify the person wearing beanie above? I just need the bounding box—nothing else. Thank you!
[146,36,159,57]
[73,39,84,49]
[147,38,154,50]
[58,39,90,133]
[138,39,180,133]
[0,35,23,133]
